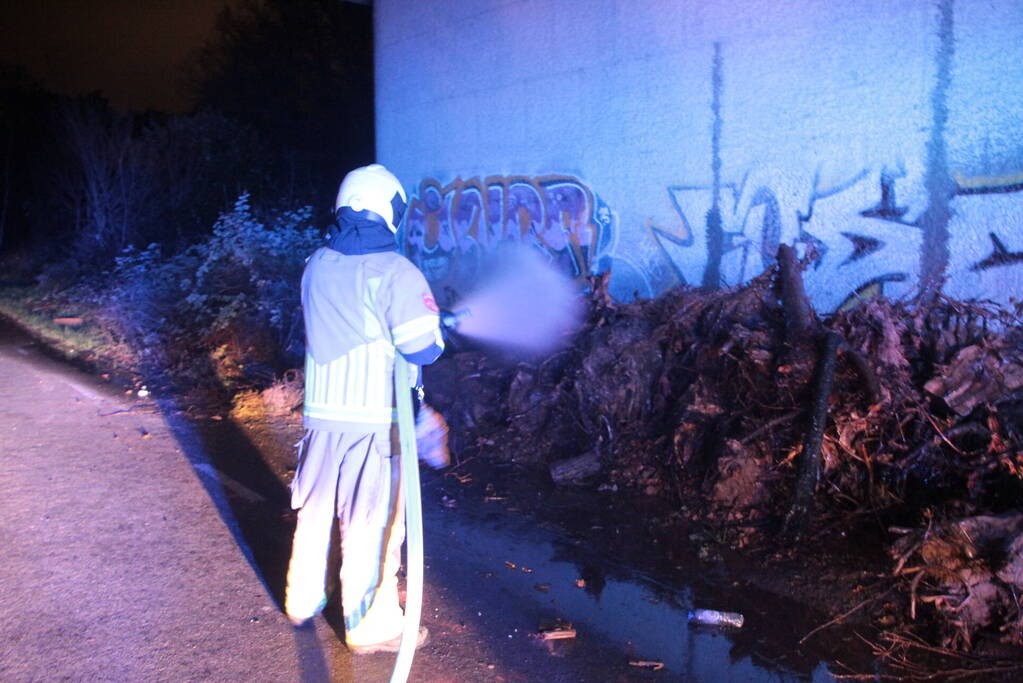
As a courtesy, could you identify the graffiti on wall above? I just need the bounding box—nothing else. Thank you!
[402,175,616,306]
[402,168,1022,313]
[958,172,1023,275]
[647,176,782,291]
[639,14,1023,312]
[643,166,1023,312]
[397,3,1022,311]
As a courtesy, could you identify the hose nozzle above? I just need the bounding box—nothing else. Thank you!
[440,308,471,330]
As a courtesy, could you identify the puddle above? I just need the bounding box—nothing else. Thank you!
[424,477,845,681]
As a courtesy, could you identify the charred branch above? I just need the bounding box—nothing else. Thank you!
[550,450,602,485]
[784,330,842,538]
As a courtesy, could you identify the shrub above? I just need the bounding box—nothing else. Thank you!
[179,193,319,359]
[75,192,323,387]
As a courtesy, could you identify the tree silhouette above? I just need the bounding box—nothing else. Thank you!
[191,0,375,212]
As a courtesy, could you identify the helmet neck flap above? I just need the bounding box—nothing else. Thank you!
[327,206,398,255]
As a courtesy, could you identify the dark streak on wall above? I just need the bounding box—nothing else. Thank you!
[750,186,781,270]
[703,41,725,290]
[918,0,956,300]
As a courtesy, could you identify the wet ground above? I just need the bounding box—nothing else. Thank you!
[167,429,882,673]
[184,402,856,680]
[421,480,841,681]
[0,315,869,680]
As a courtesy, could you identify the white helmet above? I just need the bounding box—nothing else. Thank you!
[334,164,407,233]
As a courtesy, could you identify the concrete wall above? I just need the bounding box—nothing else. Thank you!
[375,0,1023,310]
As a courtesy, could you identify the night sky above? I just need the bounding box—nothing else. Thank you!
[0,0,236,112]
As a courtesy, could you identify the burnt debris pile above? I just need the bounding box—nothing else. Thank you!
[425,246,1023,652]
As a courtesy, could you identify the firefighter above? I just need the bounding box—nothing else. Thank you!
[285,164,443,654]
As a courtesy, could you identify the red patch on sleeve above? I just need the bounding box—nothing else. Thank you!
[423,294,440,313]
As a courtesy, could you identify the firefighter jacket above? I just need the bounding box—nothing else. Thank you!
[301,246,443,433]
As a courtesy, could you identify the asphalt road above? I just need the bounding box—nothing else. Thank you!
[0,322,357,680]
[0,320,685,682]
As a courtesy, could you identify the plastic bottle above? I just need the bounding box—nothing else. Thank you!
[688,608,745,628]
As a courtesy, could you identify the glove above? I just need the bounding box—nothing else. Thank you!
[415,403,450,469]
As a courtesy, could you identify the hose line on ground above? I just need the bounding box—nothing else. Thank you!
[389,355,423,683]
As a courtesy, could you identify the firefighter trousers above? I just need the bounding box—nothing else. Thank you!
[284,428,405,646]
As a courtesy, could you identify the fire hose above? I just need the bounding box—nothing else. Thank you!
[389,311,467,681]
[389,353,423,683]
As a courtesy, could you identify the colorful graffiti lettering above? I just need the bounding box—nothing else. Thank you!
[402,175,615,306]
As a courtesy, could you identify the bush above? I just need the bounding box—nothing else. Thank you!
[184,193,318,350]
[90,193,321,385]
[6,191,321,394]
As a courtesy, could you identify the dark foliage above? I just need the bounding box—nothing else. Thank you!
[191,0,375,213]
[0,63,57,256]
[1,1,372,272]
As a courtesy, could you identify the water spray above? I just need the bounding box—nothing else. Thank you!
[441,246,583,353]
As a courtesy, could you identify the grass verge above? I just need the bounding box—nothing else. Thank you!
[0,285,136,373]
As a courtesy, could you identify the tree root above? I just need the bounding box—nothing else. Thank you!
[839,343,882,405]
[777,243,815,344]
